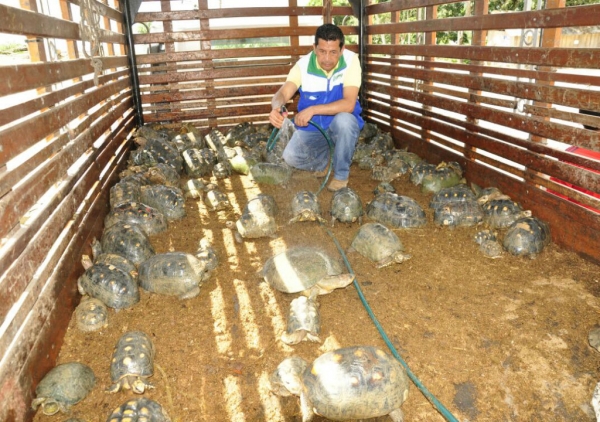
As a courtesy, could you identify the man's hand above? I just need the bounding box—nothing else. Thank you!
[293,107,315,127]
[269,108,287,129]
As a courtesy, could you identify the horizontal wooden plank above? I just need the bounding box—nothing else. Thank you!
[367,44,600,69]
[0,106,134,324]
[143,102,272,123]
[0,135,129,422]
[368,62,600,111]
[367,0,464,13]
[368,4,600,35]
[138,64,291,85]
[366,80,600,152]
[141,84,280,103]
[69,0,123,22]
[0,56,129,97]
[135,6,339,21]
[366,56,600,88]
[0,3,125,43]
[133,25,358,44]
[0,77,130,168]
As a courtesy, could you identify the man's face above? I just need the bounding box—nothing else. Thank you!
[314,39,344,73]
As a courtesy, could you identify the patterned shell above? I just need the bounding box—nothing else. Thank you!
[139,252,209,299]
[429,184,476,210]
[303,346,409,420]
[100,221,155,267]
[32,362,96,415]
[433,200,483,227]
[290,191,326,223]
[109,331,155,387]
[330,187,364,225]
[350,222,405,263]
[182,148,216,177]
[75,297,108,332]
[367,193,426,228]
[139,185,186,221]
[282,295,321,345]
[110,181,141,209]
[104,202,167,236]
[106,397,170,422]
[482,198,528,229]
[503,216,551,257]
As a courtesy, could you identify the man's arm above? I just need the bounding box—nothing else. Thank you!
[269,81,298,129]
[293,85,359,127]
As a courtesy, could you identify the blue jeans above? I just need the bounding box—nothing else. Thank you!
[282,113,360,181]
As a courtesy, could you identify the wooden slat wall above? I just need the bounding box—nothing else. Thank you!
[363,0,600,262]
[132,3,359,132]
[0,0,133,420]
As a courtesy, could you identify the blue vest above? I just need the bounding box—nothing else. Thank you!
[296,49,364,131]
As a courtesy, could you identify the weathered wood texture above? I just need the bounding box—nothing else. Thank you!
[0,1,133,421]
[363,0,600,263]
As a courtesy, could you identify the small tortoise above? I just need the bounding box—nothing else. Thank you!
[367,193,427,229]
[100,222,155,267]
[227,210,277,242]
[110,181,141,209]
[262,247,354,296]
[281,292,321,345]
[250,162,292,185]
[212,162,232,179]
[104,202,167,236]
[289,191,327,224]
[373,182,396,196]
[503,216,550,257]
[77,252,139,310]
[429,184,476,210]
[409,161,437,185]
[433,201,483,228]
[196,237,219,273]
[139,185,186,221]
[244,193,278,217]
[108,331,155,394]
[349,222,412,268]
[474,230,503,259]
[132,138,183,174]
[371,165,403,183]
[270,346,410,422]
[31,362,96,416]
[180,178,208,199]
[145,163,181,187]
[482,197,532,229]
[421,161,464,194]
[139,252,211,299]
[182,148,215,177]
[75,297,108,332]
[330,187,364,226]
[204,188,232,211]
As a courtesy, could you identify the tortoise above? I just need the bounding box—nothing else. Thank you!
[227,212,277,242]
[386,156,410,174]
[388,151,423,169]
[145,163,181,187]
[104,202,167,236]
[358,122,379,142]
[503,216,550,257]
[474,230,504,259]
[281,292,321,345]
[119,171,152,188]
[250,162,292,185]
[368,132,395,152]
[358,154,384,170]
[77,252,139,310]
[75,297,108,332]
[421,161,464,194]
[110,181,141,209]
[373,182,396,196]
[132,138,183,174]
[106,397,171,422]
[139,252,211,299]
[289,190,327,224]
[471,183,503,203]
[366,192,427,229]
[170,131,204,153]
[409,161,437,185]
[31,362,96,416]
[352,142,376,163]
[139,185,186,221]
[196,237,219,273]
[212,162,232,179]
[182,148,215,177]
[244,193,278,217]
[108,331,155,394]
[225,122,255,146]
[239,132,267,149]
[433,200,483,228]
[270,346,410,422]
[100,221,155,267]
[429,184,476,210]
[482,197,532,229]
[371,165,403,183]
[262,247,354,296]
[330,187,364,226]
[348,222,412,268]
[204,188,232,211]
[180,178,208,199]
[63,419,86,422]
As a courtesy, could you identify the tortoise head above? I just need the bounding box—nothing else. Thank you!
[31,398,61,416]
[269,356,307,397]
[132,378,147,394]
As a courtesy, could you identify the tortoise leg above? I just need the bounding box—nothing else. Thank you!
[389,408,404,422]
[180,286,201,300]
[300,392,315,422]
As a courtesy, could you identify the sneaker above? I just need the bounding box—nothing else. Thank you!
[314,168,329,178]
[327,178,348,192]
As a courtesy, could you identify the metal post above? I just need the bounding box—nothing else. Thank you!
[120,0,144,127]
[359,0,366,109]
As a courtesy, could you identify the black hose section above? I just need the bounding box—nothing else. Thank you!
[307,120,334,195]
[121,0,144,127]
[321,226,460,422]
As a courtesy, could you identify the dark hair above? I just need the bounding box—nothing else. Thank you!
[315,24,345,48]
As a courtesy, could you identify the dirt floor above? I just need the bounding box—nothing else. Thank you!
[34,160,600,422]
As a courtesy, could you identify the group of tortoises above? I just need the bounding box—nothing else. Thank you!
[33,120,552,422]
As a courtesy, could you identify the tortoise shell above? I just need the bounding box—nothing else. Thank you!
[350,222,411,267]
[75,297,108,332]
[289,191,326,224]
[104,202,167,236]
[139,252,210,299]
[482,198,530,229]
[367,193,426,229]
[503,216,550,257]
[182,148,215,177]
[32,362,96,415]
[100,221,155,267]
[281,294,321,345]
[109,331,155,394]
[135,138,183,174]
[110,181,141,209]
[409,161,436,185]
[433,200,483,227]
[234,212,277,240]
[139,185,186,221]
[429,184,476,210]
[244,194,278,217]
[330,187,364,226]
[107,397,170,422]
[421,162,463,194]
[204,188,231,211]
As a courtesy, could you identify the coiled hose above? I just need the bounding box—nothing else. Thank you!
[268,118,459,421]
